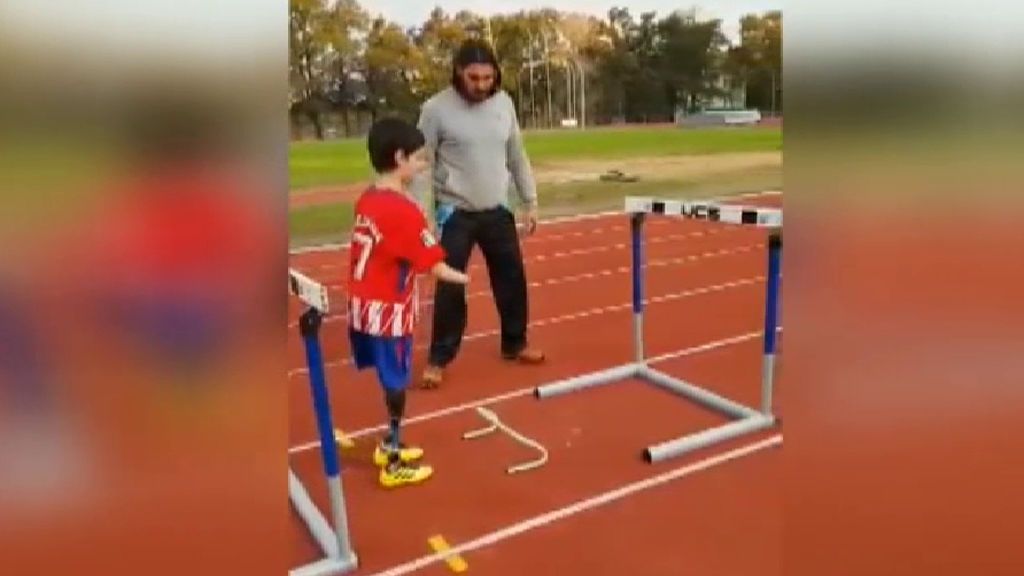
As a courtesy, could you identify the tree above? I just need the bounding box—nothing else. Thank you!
[657,12,729,113]
[489,12,534,113]
[288,4,782,137]
[455,10,490,42]
[363,17,423,122]
[321,0,370,135]
[590,7,639,123]
[630,11,670,121]
[411,8,470,98]
[550,13,601,124]
[289,0,333,138]
[728,11,782,113]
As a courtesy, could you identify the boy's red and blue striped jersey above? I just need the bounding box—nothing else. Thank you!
[346,186,445,337]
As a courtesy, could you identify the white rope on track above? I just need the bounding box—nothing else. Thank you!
[461,407,549,474]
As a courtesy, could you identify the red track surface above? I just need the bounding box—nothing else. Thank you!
[288,192,783,575]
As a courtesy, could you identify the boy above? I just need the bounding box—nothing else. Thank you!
[348,118,469,488]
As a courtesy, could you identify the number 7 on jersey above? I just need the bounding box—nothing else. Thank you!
[351,231,375,280]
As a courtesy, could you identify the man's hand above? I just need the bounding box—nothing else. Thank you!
[519,204,538,236]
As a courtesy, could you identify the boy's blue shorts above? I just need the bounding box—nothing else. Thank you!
[349,330,413,391]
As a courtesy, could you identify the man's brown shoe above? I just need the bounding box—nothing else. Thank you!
[420,365,444,389]
[502,347,546,364]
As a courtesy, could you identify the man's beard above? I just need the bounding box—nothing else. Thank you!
[455,80,493,103]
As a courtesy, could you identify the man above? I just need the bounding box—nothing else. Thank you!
[412,38,545,388]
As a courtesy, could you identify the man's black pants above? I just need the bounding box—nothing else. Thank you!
[428,206,528,367]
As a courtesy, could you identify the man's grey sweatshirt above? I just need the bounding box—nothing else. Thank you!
[411,87,537,212]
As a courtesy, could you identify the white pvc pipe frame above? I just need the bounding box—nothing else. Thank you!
[534,198,782,463]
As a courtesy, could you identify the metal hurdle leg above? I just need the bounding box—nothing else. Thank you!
[290,468,340,559]
[643,415,776,463]
[637,366,759,420]
[534,364,642,399]
[631,212,646,363]
[534,212,649,400]
[761,231,782,415]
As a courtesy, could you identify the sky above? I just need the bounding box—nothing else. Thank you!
[359,0,782,42]
[1,1,782,56]
[0,0,281,65]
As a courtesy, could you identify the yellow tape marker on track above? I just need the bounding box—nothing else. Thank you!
[427,534,468,573]
[333,428,355,449]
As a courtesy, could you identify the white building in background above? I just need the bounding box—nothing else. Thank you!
[673,68,756,126]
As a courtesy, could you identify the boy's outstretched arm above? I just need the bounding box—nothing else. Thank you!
[430,261,469,285]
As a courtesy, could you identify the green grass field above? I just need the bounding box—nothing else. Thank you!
[289,125,782,247]
[289,166,782,246]
[290,125,782,190]
[290,203,354,243]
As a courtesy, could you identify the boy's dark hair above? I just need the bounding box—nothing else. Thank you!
[366,117,425,173]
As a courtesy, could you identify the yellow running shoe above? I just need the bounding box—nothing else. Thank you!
[373,441,424,467]
[379,461,433,488]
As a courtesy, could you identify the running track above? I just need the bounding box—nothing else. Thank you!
[287,191,784,575]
